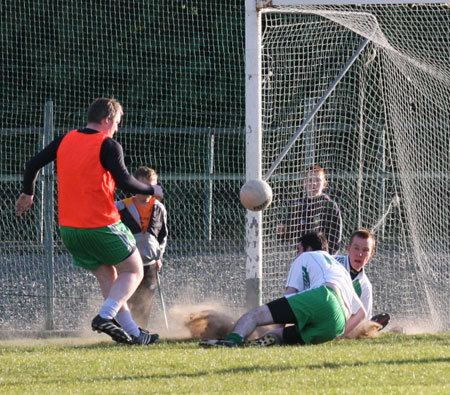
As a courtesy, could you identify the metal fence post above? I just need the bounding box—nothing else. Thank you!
[43,101,55,330]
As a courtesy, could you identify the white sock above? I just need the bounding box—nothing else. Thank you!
[115,310,140,337]
[99,298,121,320]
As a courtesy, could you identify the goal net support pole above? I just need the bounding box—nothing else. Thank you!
[264,37,369,181]
[245,10,369,308]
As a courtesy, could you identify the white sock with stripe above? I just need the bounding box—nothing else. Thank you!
[115,310,140,337]
[99,298,121,320]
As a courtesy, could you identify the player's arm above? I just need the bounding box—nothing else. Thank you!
[285,286,299,295]
[359,281,373,318]
[151,203,168,272]
[285,256,305,294]
[277,201,298,237]
[115,200,125,211]
[277,211,290,236]
[16,135,64,216]
[341,306,366,338]
[156,203,168,256]
[340,293,367,338]
[100,139,163,198]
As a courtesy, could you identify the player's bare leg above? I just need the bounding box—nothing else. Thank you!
[232,305,274,339]
[92,250,142,306]
[91,250,159,344]
[246,327,283,347]
[200,305,274,348]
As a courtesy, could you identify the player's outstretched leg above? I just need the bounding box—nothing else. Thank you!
[199,339,240,348]
[91,314,132,344]
[245,334,279,347]
[200,304,274,348]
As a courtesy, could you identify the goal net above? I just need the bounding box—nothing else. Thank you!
[0,1,246,334]
[257,2,450,330]
[1,1,449,335]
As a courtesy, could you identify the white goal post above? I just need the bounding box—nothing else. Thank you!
[245,0,450,330]
[268,0,446,5]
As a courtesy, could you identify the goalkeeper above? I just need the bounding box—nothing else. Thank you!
[201,232,366,347]
[115,166,168,329]
[334,229,390,329]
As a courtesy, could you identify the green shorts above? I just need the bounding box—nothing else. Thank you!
[59,221,136,270]
[285,286,346,344]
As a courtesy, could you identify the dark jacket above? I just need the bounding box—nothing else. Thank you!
[282,193,342,254]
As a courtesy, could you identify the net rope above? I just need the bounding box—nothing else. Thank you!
[260,3,450,330]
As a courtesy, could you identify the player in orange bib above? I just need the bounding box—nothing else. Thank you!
[15,98,162,345]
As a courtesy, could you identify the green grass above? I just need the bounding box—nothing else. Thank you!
[1,334,449,394]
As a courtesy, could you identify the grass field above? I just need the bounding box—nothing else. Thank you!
[1,333,449,394]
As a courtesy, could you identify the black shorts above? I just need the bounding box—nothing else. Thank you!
[267,297,296,323]
[266,297,305,345]
[282,325,305,345]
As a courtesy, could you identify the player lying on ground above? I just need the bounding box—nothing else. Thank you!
[15,98,160,345]
[333,229,390,331]
[200,232,366,347]
[251,230,389,342]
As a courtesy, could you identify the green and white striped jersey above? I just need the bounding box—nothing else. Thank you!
[334,254,373,317]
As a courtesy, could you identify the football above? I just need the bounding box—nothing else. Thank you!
[240,179,273,211]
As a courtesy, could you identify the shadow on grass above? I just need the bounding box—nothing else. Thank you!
[307,357,450,370]
[2,356,449,389]
[0,364,304,388]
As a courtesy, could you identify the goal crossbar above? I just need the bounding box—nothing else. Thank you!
[266,1,447,6]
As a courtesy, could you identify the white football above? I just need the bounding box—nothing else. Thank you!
[240,179,273,211]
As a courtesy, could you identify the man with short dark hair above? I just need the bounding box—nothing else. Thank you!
[200,232,366,347]
[15,98,162,345]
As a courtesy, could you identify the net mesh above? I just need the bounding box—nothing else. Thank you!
[0,1,246,332]
[260,3,450,330]
[1,1,449,334]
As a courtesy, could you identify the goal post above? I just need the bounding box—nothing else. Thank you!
[245,0,450,330]
[245,0,264,308]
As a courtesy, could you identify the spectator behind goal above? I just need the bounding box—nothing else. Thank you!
[277,165,342,254]
[116,166,168,329]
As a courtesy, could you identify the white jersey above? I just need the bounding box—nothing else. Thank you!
[285,251,364,316]
[334,254,373,317]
